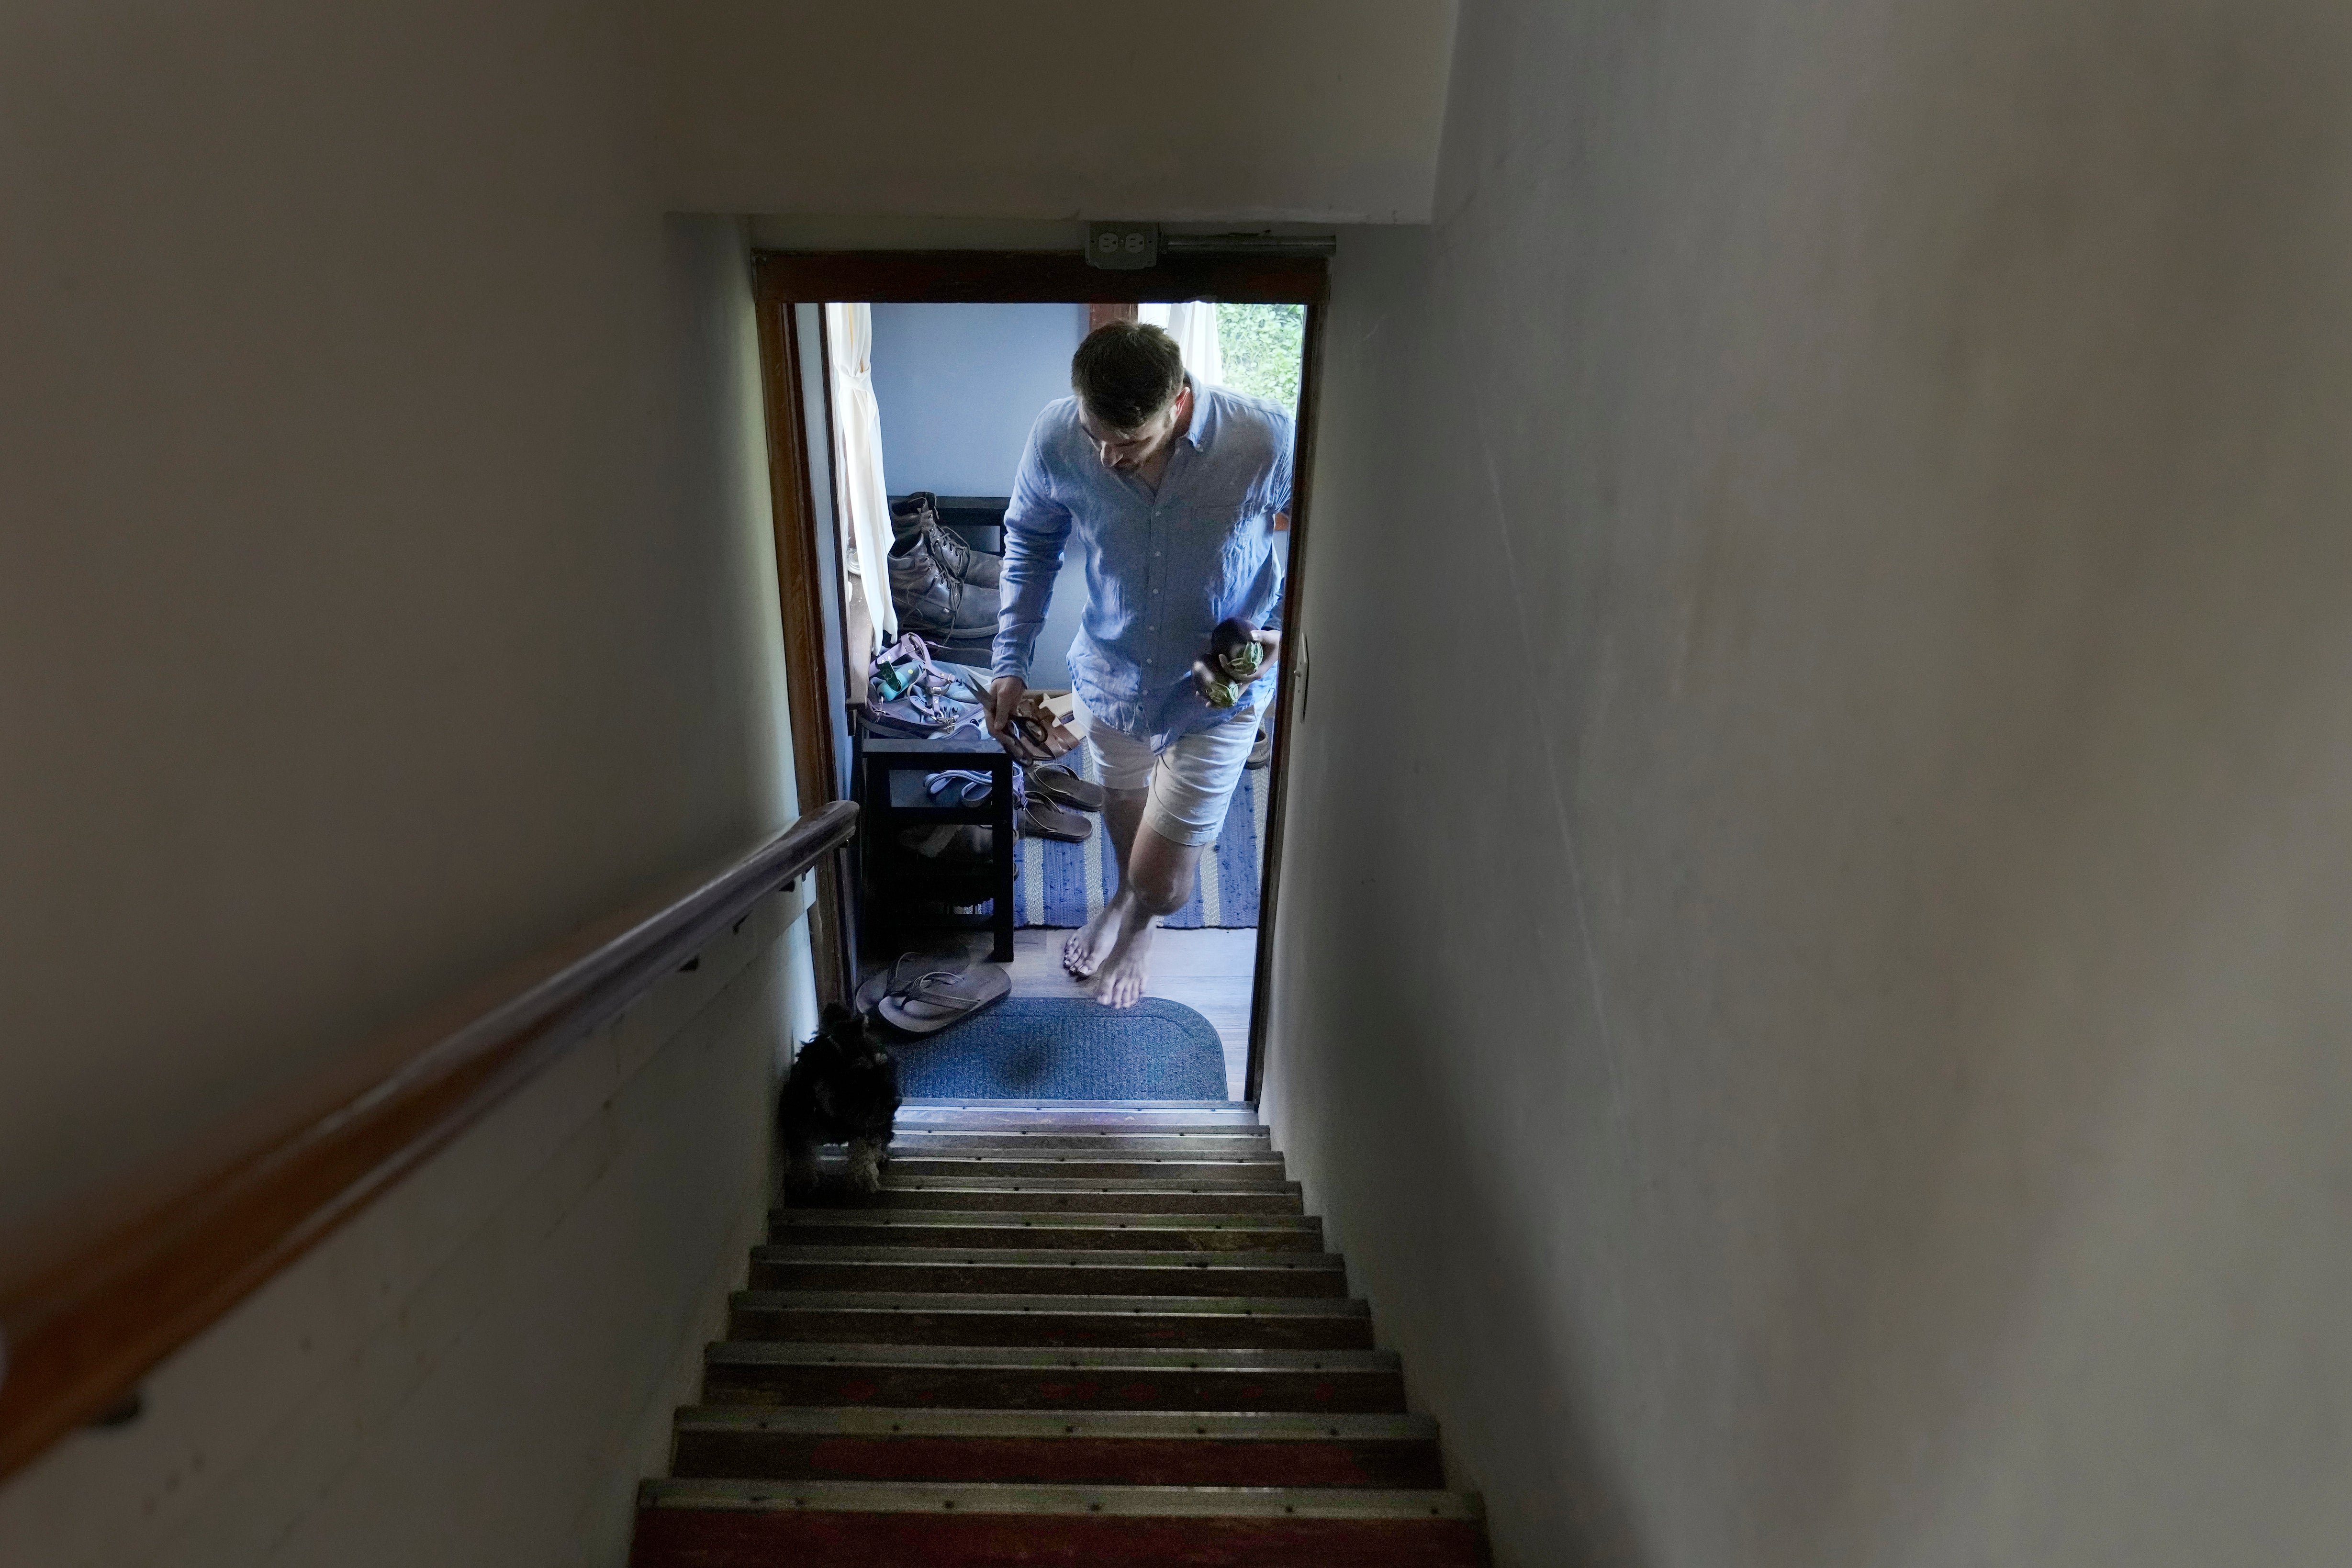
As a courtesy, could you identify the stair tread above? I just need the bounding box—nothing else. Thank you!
[707,1342,1399,1370]
[846,1149,1284,1161]
[850,1165,1288,1182]
[898,1099,1252,1113]
[801,1176,1301,1194]
[732,1292,1367,1317]
[754,1246,1344,1270]
[641,1477,1479,1520]
[898,1114,1270,1128]
[773,1211,1317,1230]
[891,1134,1273,1152]
[672,1407,1435,1439]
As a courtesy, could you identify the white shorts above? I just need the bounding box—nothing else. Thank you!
[1076,698,1260,848]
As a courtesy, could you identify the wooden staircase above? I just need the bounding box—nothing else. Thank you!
[628,1098,1489,1567]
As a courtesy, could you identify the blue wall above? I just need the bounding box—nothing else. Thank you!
[870,302,1085,494]
[869,302,1089,685]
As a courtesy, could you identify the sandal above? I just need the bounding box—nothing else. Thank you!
[1025,762,1103,813]
[927,769,994,806]
[853,939,990,1013]
[877,963,1011,1034]
[1018,799,1093,842]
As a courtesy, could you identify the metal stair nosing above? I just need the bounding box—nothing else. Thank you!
[641,1476,1481,1520]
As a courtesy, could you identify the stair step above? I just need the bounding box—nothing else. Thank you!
[727,1291,1374,1350]
[848,1156,1288,1181]
[642,1476,1474,1518]
[819,1172,1298,1195]
[891,1132,1273,1155]
[751,1247,1351,1298]
[632,1482,1482,1568]
[889,1105,1251,1114]
[669,1407,1442,1487]
[896,1112,1258,1135]
[701,1343,1406,1412]
[780,1187,1304,1216]
[769,1212,1322,1253]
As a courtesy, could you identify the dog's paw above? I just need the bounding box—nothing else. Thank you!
[844,1140,885,1195]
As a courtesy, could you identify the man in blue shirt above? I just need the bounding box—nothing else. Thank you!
[986,323,1290,1008]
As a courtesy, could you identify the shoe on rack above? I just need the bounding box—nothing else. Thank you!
[1017,799,1093,842]
[1024,762,1104,813]
[896,824,994,862]
[889,533,998,640]
[892,492,1001,589]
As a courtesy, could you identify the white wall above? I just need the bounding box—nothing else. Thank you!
[0,0,811,1550]
[1266,1,2352,1565]
[0,0,791,1233]
[0,896,806,1568]
[660,0,1460,222]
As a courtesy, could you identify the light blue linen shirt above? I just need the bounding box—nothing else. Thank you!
[993,381,1293,747]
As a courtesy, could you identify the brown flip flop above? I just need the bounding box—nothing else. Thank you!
[1025,763,1104,813]
[877,963,1011,1034]
[1018,799,1093,841]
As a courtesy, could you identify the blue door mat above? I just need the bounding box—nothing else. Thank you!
[889,997,1227,1100]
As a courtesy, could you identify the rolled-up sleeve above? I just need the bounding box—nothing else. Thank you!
[993,416,1070,681]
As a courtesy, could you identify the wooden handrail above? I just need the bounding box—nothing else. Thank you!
[0,799,858,1482]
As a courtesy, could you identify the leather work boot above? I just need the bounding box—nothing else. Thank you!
[891,491,1002,588]
[888,533,998,639]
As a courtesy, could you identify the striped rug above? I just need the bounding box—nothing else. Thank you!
[1013,742,1266,930]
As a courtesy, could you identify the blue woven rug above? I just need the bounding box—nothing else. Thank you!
[1014,741,1266,930]
[891,997,1227,1099]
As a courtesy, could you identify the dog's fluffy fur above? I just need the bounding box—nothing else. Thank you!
[778,1003,902,1194]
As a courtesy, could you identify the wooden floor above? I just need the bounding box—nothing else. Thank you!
[1006,927,1258,1099]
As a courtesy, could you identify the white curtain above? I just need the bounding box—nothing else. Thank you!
[1139,302,1223,388]
[826,302,897,651]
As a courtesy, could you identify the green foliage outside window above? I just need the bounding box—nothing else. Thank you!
[1215,303,1305,413]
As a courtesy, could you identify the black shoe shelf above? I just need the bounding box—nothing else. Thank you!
[854,729,1016,965]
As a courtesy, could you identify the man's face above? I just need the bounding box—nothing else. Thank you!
[1078,386,1191,473]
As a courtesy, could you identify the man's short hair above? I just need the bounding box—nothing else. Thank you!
[1071,322,1185,431]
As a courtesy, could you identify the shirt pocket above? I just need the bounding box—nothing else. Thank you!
[1213,516,1271,611]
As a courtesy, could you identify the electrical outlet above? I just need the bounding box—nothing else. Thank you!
[1086,222,1159,270]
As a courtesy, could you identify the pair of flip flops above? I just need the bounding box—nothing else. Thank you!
[1011,762,1104,842]
[1026,763,1103,813]
[926,769,994,806]
[854,943,1010,1035]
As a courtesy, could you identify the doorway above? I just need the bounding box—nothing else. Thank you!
[752,249,1327,1105]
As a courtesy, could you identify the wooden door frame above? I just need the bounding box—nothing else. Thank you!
[750,249,1330,1102]
[750,296,855,1005]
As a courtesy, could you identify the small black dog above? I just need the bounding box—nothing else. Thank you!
[778,1003,902,1194]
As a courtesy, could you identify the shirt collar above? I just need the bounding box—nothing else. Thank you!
[1180,376,1215,451]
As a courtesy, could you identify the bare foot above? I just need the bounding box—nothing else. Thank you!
[1063,894,1126,979]
[1089,915,1157,1009]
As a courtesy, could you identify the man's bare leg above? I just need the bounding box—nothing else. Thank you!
[1087,818,1201,1009]
[1064,787,1148,978]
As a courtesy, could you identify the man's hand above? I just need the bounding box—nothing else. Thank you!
[1193,626,1284,707]
[1243,628,1281,683]
[986,675,1049,760]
